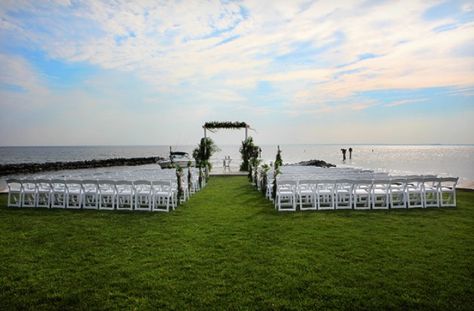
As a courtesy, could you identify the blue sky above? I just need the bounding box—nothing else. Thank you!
[0,0,473,146]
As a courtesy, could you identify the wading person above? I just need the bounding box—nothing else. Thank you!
[341,148,347,161]
[349,147,353,159]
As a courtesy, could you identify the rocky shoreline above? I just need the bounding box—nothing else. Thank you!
[0,157,165,176]
[291,159,336,168]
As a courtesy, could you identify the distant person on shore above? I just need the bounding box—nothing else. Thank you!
[341,148,347,161]
[349,147,353,159]
[223,156,231,171]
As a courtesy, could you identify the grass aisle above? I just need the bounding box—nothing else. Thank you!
[0,176,473,310]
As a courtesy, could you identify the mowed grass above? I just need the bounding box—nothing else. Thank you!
[0,176,473,310]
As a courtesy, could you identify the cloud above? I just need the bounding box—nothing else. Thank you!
[385,98,427,107]
[0,54,47,94]
[0,0,473,145]
[1,1,472,100]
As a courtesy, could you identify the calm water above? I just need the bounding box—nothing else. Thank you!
[0,145,473,181]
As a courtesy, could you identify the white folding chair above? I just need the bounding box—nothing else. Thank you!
[134,180,152,211]
[21,179,37,208]
[265,171,275,201]
[98,180,116,210]
[316,180,335,210]
[65,180,83,209]
[423,177,440,208]
[389,178,407,209]
[439,177,458,207]
[275,180,297,212]
[152,180,173,212]
[335,179,353,210]
[352,179,372,210]
[115,181,134,211]
[371,179,390,210]
[50,179,66,208]
[192,174,200,194]
[7,179,23,208]
[297,180,316,211]
[81,179,98,209]
[36,179,51,208]
[315,180,335,210]
[180,177,189,203]
[169,180,179,209]
[406,177,424,208]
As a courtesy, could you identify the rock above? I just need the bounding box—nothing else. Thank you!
[291,159,336,168]
[0,156,166,176]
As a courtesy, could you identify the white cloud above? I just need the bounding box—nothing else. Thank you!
[385,98,427,107]
[0,0,473,145]
[0,54,49,100]
[2,0,471,102]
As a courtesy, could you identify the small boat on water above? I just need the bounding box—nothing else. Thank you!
[158,149,195,169]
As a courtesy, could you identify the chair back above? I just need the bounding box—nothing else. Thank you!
[353,179,374,191]
[50,179,66,190]
[6,179,23,192]
[36,179,52,191]
[134,180,151,190]
[97,179,116,192]
[422,177,440,189]
[439,177,458,188]
[81,179,98,192]
[65,179,83,191]
[335,179,353,191]
[115,180,134,193]
[298,179,316,192]
[22,179,37,192]
[315,180,335,191]
[277,180,297,192]
[152,180,172,193]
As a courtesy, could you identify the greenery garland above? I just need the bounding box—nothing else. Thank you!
[204,121,248,129]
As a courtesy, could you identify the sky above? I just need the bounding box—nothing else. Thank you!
[0,0,473,146]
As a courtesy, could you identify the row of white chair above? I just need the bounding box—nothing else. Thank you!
[274,177,458,212]
[263,170,390,200]
[6,178,203,212]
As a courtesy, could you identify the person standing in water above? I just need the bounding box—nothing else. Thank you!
[349,147,353,159]
[341,148,347,161]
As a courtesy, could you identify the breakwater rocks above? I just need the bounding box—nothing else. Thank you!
[0,157,165,176]
[293,159,336,168]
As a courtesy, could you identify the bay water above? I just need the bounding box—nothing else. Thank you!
[1,145,473,190]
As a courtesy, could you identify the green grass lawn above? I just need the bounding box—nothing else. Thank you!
[1,176,473,310]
